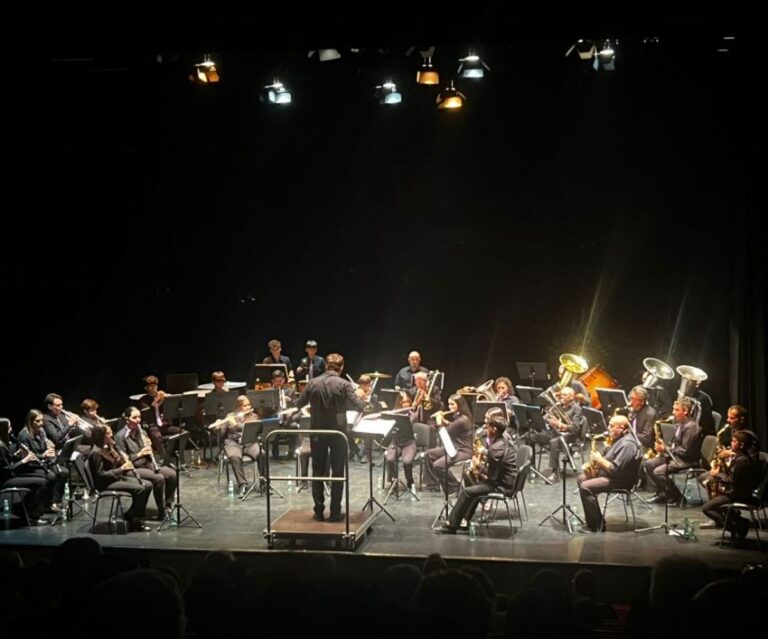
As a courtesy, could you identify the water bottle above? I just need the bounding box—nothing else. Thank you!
[63,483,70,501]
[109,514,117,531]
[682,517,692,540]
[2,499,10,520]
[469,522,477,540]
[228,479,235,497]
[689,520,698,542]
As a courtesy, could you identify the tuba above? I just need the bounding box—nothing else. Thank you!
[641,357,675,388]
[675,365,707,422]
[475,380,497,402]
[539,353,589,408]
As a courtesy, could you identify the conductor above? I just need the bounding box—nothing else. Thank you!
[293,353,366,522]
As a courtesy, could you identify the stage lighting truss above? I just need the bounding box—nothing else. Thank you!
[457,50,489,78]
[261,80,292,105]
[436,80,466,111]
[374,80,402,105]
[190,54,220,84]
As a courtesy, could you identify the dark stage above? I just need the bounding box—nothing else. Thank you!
[2,454,764,600]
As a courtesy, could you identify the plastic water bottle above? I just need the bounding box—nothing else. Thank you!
[63,483,70,501]
[469,522,477,540]
[2,499,10,519]
[228,479,235,497]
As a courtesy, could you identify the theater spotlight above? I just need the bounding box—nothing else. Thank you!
[417,57,440,85]
[594,39,617,71]
[307,48,342,62]
[374,80,402,105]
[260,80,292,105]
[436,80,465,111]
[457,50,489,78]
[190,54,220,84]
[565,39,597,61]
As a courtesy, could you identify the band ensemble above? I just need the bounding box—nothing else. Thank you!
[1,338,763,542]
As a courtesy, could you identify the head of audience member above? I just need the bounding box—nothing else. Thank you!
[628,386,648,412]
[571,568,597,599]
[672,398,693,423]
[421,553,447,575]
[211,371,227,390]
[408,351,422,371]
[326,353,344,374]
[44,393,64,416]
[649,555,712,631]
[376,564,422,609]
[26,409,45,433]
[305,339,318,358]
[494,377,514,398]
[411,570,490,637]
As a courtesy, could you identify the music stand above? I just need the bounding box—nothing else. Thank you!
[165,373,199,394]
[516,361,549,388]
[510,404,554,485]
[158,448,202,532]
[383,412,419,503]
[240,418,284,501]
[246,389,280,416]
[353,416,396,521]
[636,455,684,537]
[162,431,189,476]
[472,401,508,425]
[516,386,544,406]
[156,394,194,468]
[582,407,608,436]
[431,426,457,528]
[539,457,583,534]
[380,388,401,409]
[597,388,627,420]
[59,436,90,522]
[253,364,288,386]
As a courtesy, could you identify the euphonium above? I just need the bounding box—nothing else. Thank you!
[466,437,488,484]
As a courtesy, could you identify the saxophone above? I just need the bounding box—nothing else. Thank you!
[644,420,663,460]
[466,437,489,484]
[583,435,606,478]
[707,423,733,499]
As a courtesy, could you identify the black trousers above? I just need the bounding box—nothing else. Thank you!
[1,473,53,519]
[310,432,346,516]
[448,481,495,528]
[134,466,177,514]
[100,477,153,520]
[577,474,612,531]
[702,494,741,529]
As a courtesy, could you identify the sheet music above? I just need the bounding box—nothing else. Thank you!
[352,418,396,437]
[438,426,457,459]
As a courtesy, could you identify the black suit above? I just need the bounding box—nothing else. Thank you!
[631,404,657,449]
[294,371,366,517]
[702,451,762,529]
[643,418,701,501]
[0,440,54,519]
[88,447,152,521]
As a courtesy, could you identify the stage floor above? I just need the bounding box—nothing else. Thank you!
[1,456,764,573]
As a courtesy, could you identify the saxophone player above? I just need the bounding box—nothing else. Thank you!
[700,430,761,544]
[435,410,517,534]
[576,416,640,533]
[114,407,177,521]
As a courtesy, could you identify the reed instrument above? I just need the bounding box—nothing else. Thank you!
[139,427,160,472]
[583,434,611,479]
[645,420,664,460]
[465,437,489,484]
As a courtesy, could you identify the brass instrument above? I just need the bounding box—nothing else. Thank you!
[475,379,497,402]
[423,370,440,412]
[707,423,733,498]
[583,434,611,479]
[645,420,664,460]
[139,427,160,472]
[466,437,488,484]
[641,357,675,388]
[539,353,589,408]
[675,365,708,422]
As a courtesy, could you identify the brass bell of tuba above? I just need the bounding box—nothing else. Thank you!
[641,357,675,388]
[675,365,708,422]
[474,379,497,402]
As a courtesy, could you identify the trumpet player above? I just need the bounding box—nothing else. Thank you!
[88,425,152,531]
[576,416,640,533]
[42,393,79,447]
[115,407,177,521]
[138,375,187,465]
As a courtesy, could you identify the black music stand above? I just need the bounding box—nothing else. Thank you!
[59,436,90,522]
[472,401,508,425]
[383,412,419,503]
[516,386,544,406]
[516,361,549,388]
[158,394,195,467]
[431,426,457,529]
[636,455,684,537]
[511,404,554,485]
[596,388,628,420]
[380,388,401,409]
[158,449,202,532]
[582,407,608,436]
[539,457,583,534]
[253,364,288,387]
[165,373,199,394]
[240,418,284,501]
[353,416,396,521]
[246,389,280,417]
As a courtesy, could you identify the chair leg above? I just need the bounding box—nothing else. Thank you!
[627,493,637,531]
[521,492,528,519]
[622,494,629,522]
[503,499,514,532]
[91,499,100,534]
[720,506,734,547]
[750,510,761,544]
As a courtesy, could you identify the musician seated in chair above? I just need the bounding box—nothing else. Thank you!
[271,369,297,459]
[643,397,701,506]
[89,425,152,531]
[576,415,641,533]
[423,394,473,492]
[700,431,761,543]
[137,375,187,465]
[494,377,521,440]
[208,395,263,497]
[17,409,68,513]
[115,407,177,521]
[435,411,517,534]
[530,387,586,481]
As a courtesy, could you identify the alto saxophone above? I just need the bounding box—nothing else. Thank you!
[645,420,663,459]
[466,437,489,484]
[583,434,611,479]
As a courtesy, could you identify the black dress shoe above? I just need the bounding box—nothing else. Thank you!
[648,494,667,504]
[328,512,345,522]
[578,525,597,534]
[129,518,150,532]
[434,523,457,535]
[312,512,325,522]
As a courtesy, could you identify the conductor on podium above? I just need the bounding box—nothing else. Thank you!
[293,353,366,522]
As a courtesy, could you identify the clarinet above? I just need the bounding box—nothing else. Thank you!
[139,427,160,472]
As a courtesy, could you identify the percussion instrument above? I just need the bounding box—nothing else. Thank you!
[578,365,619,409]
[197,381,247,391]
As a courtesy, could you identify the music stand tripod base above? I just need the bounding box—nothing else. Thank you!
[158,451,202,532]
[539,458,583,534]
